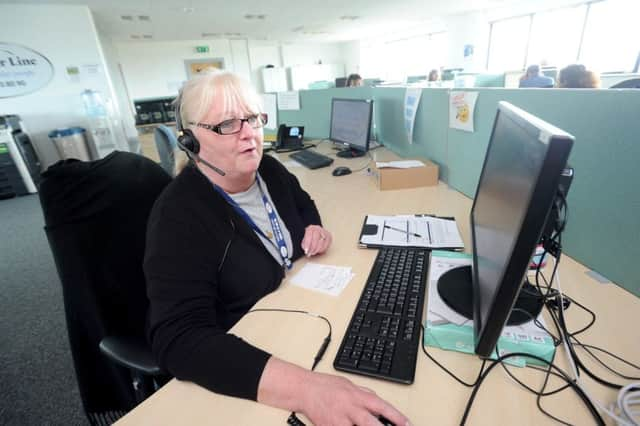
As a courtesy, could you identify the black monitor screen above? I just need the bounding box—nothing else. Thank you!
[470,102,573,356]
[329,98,373,153]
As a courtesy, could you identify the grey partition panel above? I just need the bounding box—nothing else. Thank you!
[272,85,640,296]
[277,87,373,139]
[447,88,640,296]
[373,88,450,181]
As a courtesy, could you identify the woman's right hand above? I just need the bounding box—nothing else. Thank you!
[298,371,411,426]
[258,357,410,426]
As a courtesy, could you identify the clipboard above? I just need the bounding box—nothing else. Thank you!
[358,214,464,250]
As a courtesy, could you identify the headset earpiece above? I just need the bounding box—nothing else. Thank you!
[178,128,200,155]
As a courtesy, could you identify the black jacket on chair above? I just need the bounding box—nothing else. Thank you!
[39,151,172,423]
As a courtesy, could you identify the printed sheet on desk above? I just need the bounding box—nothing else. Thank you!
[290,263,354,296]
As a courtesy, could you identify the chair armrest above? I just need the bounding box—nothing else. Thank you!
[99,336,164,376]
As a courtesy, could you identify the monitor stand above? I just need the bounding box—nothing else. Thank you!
[336,148,366,158]
[436,265,544,326]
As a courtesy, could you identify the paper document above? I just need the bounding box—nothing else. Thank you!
[375,160,425,169]
[277,91,300,110]
[290,263,354,296]
[359,215,464,249]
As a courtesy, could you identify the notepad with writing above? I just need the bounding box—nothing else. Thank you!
[358,214,464,249]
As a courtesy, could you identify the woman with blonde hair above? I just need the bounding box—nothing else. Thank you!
[145,70,411,426]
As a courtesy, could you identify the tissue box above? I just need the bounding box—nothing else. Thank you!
[372,160,439,190]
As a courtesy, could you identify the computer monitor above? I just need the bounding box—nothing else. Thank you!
[335,77,347,88]
[329,98,374,158]
[437,101,574,357]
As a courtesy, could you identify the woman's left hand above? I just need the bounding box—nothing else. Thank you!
[301,225,332,257]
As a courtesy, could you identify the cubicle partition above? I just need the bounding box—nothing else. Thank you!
[271,86,640,297]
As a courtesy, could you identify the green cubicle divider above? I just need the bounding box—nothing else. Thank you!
[271,86,640,297]
[374,88,450,181]
[445,88,640,297]
[277,87,373,140]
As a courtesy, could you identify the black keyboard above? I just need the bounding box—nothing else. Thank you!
[333,247,429,384]
[289,150,334,169]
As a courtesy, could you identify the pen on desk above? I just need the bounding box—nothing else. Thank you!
[384,225,422,238]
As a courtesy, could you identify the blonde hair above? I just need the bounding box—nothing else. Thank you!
[178,69,263,130]
[175,70,263,172]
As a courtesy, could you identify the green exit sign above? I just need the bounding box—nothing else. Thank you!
[195,46,209,53]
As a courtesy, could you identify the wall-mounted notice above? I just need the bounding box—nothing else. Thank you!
[277,91,300,111]
[261,93,277,130]
[404,88,422,144]
[0,43,54,98]
[449,91,478,133]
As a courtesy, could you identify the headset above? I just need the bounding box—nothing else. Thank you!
[174,91,226,176]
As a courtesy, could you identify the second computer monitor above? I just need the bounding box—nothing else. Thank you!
[329,98,373,158]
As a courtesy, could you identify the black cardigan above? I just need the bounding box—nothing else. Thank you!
[144,155,322,400]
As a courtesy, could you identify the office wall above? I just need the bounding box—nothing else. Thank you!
[273,86,640,297]
[0,4,124,169]
[114,39,237,100]
[115,39,348,97]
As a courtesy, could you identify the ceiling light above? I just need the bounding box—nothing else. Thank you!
[202,33,221,38]
[130,34,141,39]
[138,15,151,21]
[183,7,195,13]
[256,15,266,20]
[142,34,153,39]
[340,15,360,21]
[292,26,304,32]
[121,15,134,21]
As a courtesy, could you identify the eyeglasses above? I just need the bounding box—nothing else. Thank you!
[190,113,268,135]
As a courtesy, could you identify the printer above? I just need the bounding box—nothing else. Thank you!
[0,115,41,199]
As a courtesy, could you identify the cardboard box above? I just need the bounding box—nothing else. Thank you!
[372,159,439,190]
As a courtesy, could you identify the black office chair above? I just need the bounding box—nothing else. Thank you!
[39,151,172,425]
[610,78,640,89]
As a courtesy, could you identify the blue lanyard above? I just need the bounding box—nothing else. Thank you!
[212,175,292,269]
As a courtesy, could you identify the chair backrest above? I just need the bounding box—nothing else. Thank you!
[610,78,640,89]
[153,125,178,176]
[38,151,171,420]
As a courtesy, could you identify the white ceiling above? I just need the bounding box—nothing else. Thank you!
[5,0,521,43]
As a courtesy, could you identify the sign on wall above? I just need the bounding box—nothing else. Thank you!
[0,42,54,98]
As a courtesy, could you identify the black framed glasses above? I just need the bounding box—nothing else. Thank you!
[189,113,268,135]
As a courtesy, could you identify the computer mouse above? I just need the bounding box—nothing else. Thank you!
[377,415,396,426]
[332,166,352,176]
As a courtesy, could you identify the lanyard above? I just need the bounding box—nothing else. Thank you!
[212,175,292,269]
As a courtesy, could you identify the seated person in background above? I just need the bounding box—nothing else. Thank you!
[428,69,440,82]
[145,69,410,426]
[346,73,363,87]
[519,65,555,88]
[557,64,601,88]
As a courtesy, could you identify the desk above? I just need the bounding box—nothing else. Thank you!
[117,145,639,425]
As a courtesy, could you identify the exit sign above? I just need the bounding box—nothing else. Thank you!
[195,46,209,53]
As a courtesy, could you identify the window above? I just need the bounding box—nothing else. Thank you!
[580,0,640,72]
[360,32,448,82]
[527,5,587,68]
[487,15,531,72]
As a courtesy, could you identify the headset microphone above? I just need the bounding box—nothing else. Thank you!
[175,91,226,177]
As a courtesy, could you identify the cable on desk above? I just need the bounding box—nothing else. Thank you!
[420,324,486,388]
[245,308,332,426]
[351,151,374,174]
[460,352,605,426]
